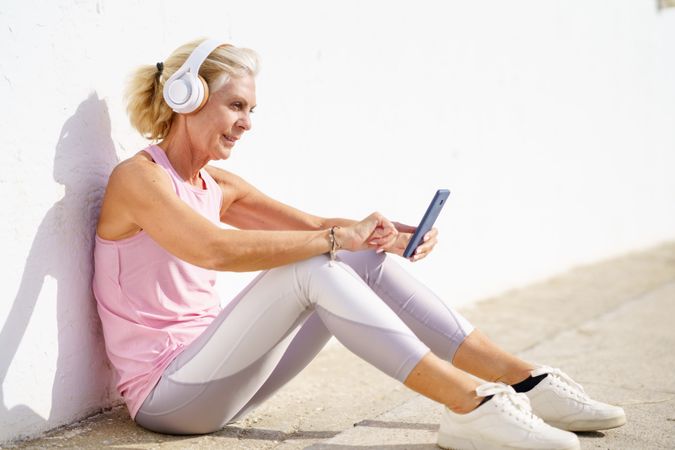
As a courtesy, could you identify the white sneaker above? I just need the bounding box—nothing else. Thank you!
[525,365,627,432]
[437,382,580,450]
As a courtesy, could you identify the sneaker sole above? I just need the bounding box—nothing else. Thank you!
[546,414,627,432]
[437,433,581,450]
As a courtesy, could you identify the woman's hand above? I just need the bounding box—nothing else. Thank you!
[387,222,439,261]
[337,212,398,253]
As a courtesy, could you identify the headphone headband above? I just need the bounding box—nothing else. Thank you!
[163,38,227,114]
[168,38,225,84]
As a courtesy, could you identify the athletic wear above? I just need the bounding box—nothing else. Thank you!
[93,145,475,433]
[526,365,627,431]
[134,250,475,434]
[93,144,223,418]
[438,382,580,450]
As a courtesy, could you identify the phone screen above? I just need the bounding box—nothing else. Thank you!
[402,189,450,258]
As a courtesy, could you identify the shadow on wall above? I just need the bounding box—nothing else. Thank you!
[0,92,120,442]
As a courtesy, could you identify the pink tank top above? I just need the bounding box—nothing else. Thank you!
[93,144,223,419]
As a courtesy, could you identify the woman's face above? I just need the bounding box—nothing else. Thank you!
[186,74,257,161]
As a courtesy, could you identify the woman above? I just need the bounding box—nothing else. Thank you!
[93,38,625,449]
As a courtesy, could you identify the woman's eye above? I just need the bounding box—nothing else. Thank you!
[231,102,242,111]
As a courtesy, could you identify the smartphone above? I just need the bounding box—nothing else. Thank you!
[402,189,450,258]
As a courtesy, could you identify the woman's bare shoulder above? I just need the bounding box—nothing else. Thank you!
[97,152,172,240]
[108,151,170,192]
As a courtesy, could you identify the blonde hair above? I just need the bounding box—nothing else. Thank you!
[125,39,260,140]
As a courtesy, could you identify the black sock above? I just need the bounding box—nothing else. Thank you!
[511,373,548,393]
[477,374,547,408]
[478,394,494,407]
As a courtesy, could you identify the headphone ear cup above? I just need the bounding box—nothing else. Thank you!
[163,72,203,114]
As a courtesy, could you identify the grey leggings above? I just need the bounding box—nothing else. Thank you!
[135,250,474,434]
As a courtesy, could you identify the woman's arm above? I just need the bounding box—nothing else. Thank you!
[205,165,357,231]
[204,165,438,261]
[101,159,395,272]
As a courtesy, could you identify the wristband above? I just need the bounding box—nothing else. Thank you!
[328,226,341,264]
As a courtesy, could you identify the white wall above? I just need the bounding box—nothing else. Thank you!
[1,0,674,443]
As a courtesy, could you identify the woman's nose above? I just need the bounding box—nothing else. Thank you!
[238,113,252,131]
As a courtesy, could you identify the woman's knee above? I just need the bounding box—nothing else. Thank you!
[293,250,387,277]
[337,249,387,279]
[295,253,331,270]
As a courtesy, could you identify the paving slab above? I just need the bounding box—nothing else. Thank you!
[4,242,675,449]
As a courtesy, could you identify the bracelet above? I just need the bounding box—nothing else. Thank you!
[328,226,341,263]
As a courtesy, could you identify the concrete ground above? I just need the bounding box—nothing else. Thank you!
[4,242,675,449]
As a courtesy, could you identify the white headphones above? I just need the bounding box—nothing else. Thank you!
[162,38,226,114]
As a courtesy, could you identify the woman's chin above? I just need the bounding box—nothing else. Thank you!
[213,145,232,161]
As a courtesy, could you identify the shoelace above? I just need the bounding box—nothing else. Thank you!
[532,365,589,401]
[477,382,543,428]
